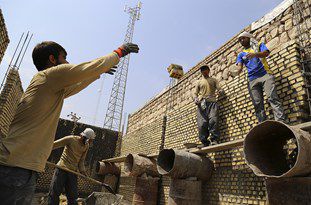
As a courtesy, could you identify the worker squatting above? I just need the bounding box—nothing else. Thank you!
[0,31,286,204]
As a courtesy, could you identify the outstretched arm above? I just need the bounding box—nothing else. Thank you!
[64,76,99,98]
[53,136,72,150]
[46,43,139,93]
[46,53,120,92]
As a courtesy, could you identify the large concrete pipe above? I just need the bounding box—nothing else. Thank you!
[157,149,213,180]
[96,162,121,176]
[124,154,159,177]
[244,120,311,178]
[168,179,202,205]
[132,177,159,205]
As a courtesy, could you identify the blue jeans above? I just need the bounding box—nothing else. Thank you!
[0,164,38,205]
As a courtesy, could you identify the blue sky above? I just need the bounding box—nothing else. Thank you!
[0,0,283,127]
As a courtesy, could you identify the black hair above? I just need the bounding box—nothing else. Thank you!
[200,65,210,72]
[32,41,67,71]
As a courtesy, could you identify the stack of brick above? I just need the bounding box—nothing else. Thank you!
[0,69,23,137]
[0,9,9,65]
[119,2,311,205]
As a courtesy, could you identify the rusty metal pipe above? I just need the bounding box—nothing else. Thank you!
[124,154,159,177]
[157,149,213,180]
[96,161,120,176]
[244,120,311,178]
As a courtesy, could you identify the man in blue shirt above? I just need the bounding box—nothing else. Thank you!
[233,31,285,122]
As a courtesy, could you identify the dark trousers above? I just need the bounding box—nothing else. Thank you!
[0,164,38,205]
[47,168,78,205]
[197,100,220,145]
[248,74,286,122]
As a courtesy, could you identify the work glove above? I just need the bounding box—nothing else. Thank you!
[114,43,139,57]
[105,66,117,75]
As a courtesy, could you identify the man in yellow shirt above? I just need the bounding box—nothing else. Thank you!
[0,41,139,204]
[48,128,95,205]
[193,65,223,147]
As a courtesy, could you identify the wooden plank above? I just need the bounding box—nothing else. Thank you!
[294,121,311,131]
[191,138,244,154]
[101,138,244,163]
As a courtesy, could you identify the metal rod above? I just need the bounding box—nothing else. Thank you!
[17,33,33,69]
[13,31,29,68]
[9,33,24,68]
[0,33,24,92]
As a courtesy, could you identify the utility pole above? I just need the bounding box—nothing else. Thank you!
[103,2,142,132]
[67,112,81,134]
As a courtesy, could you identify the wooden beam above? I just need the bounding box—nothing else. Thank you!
[101,138,244,163]
[191,138,244,154]
[294,121,311,131]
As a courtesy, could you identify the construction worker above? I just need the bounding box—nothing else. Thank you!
[47,128,95,205]
[233,31,286,123]
[193,65,224,147]
[0,41,139,205]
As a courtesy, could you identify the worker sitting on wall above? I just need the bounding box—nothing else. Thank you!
[193,65,224,147]
[47,128,95,205]
[0,41,139,205]
[232,31,286,123]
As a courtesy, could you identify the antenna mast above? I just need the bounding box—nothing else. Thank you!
[103,2,142,131]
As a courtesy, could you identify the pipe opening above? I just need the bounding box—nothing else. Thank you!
[124,154,134,173]
[244,121,298,177]
[157,149,175,174]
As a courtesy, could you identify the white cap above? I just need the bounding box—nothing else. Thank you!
[238,31,253,39]
[81,128,96,139]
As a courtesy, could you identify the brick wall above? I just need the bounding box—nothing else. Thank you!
[119,2,311,204]
[0,69,23,137]
[0,9,9,65]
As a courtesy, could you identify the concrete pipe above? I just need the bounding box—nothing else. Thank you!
[124,154,159,177]
[96,161,120,176]
[157,149,213,180]
[244,120,311,178]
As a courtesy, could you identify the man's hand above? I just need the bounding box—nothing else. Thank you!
[114,43,139,57]
[246,52,257,59]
